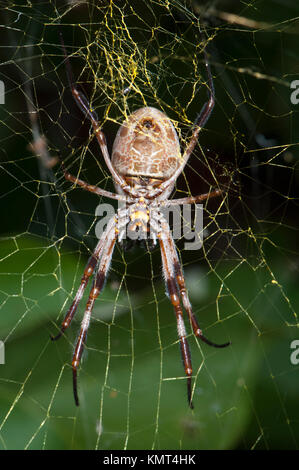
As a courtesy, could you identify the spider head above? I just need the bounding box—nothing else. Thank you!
[111,107,182,189]
[139,118,157,130]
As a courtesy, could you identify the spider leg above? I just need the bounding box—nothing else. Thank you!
[151,40,215,199]
[51,217,116,341]
[63,165,129,202]
[51,243,102,342]
[59,33,126,190]
[182,44,215,159]
[176,267,230,347]
[159,232,194,409]
[159,220,230,408]
[165,228,230,349]
[72,228,117,406]
[167,188,223,206]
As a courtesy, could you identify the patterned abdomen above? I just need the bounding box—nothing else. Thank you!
[112,107,182,180]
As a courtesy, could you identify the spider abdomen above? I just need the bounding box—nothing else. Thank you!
[112,107,182,182]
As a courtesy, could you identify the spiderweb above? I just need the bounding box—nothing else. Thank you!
[0,0,299,450]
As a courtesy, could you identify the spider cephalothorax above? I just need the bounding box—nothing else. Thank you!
[52,33,230,408]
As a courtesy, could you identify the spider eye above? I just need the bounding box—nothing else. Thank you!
[142,119,153,129]
[139,118,161,134]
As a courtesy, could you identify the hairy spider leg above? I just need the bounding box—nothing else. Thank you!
[167,189,223,206]
[159,220,230,407]
[63,165,128,202]
[59,32,128,192]
[72,229,117,406]
[152,39,216,200]
[51,217,116,341]
[159,231,194,408]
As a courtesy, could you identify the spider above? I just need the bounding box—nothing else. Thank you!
[52,34,230,408]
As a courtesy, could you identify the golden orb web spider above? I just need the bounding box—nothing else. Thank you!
[51,33,230,409]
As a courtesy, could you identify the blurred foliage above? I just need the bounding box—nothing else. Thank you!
[0,233,298,449]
